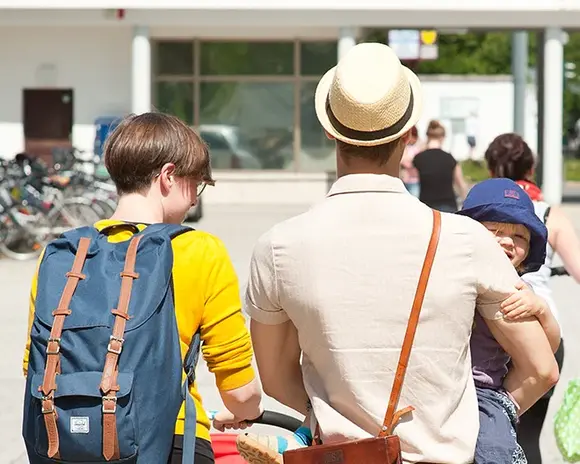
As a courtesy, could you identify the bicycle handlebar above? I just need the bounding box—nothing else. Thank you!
[550,266,569,277]
[248,411,303,431]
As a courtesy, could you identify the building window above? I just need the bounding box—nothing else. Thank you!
[155,81,194,125]
[200,41,294,76]
[154,39,338,171]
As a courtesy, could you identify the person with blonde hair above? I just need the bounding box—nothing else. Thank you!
[413,120,469,212]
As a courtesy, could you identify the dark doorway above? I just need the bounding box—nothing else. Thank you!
[23,89,73,165]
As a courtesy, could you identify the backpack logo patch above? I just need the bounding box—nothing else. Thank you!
[70,416,90,434]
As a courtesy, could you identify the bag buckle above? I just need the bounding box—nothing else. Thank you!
[102,396,117,414]
[107,336,124,355]
[46,338,61,355]
[41,396,55,414]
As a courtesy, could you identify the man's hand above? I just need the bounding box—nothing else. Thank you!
[501,280,548,321]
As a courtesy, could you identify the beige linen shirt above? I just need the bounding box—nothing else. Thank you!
[246,174,520,463]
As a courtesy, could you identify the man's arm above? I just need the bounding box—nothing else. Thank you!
[245,230,309,416]
[473,221,559,414]
[485,317,559,414]
[250,319,310,416]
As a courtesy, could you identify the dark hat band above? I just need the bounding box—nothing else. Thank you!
[325,84,414,141]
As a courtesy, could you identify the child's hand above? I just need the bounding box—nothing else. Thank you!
[501,280,546,320]
[210,410,256,432]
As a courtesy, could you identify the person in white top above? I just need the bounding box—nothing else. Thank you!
[233,44,558,464]
[485,132,580,463]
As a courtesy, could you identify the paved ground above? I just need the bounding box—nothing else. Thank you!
[3,203,580,463]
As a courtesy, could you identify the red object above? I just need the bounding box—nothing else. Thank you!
[211,434,246,463]
[515,180,544,201]
[116,9,125,20]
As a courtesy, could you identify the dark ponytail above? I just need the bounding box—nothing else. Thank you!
[484,133,535,181]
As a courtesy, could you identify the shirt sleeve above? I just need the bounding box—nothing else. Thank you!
[472,221,521,320]
[245,229,290,325]
[197,235,256,391]
[23,250,44,377]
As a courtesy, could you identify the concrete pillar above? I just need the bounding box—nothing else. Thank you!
[536,31,545,188]
[512,32,528,136]
[542,27,564,205]
[338,27,357,61]
[132,25,151,115]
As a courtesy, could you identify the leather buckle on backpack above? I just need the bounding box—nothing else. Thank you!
[102,396,117,414]
[41,397,55,414]
[107,336,124,355]
[46,338,61,355]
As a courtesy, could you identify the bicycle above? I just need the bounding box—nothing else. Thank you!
[209,410,301,463]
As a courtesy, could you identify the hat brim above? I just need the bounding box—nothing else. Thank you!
[314,66,423,147]
[457,204,547,272]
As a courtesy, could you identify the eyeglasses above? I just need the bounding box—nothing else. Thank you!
[197,181,208,197]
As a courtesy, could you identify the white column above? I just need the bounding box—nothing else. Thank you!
[338,27,357,61]
[512,31,528,136]
[542,27,564,205]
[132,25,151,115]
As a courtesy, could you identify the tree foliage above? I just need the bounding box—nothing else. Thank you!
[363,29,580,131]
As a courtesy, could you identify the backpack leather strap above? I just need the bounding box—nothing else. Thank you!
[100,235,142,461]
[40,237,91,458]
[380,209,441,437]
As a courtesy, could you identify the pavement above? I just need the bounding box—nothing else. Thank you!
[3,202,580,463]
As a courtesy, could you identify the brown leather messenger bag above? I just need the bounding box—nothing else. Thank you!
[283,209,441,464]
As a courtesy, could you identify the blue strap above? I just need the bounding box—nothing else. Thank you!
[138,223,193,239]
[181,379,197,464]
[182,331,201,464]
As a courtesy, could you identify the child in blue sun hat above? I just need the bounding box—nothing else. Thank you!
[457,178,561,464]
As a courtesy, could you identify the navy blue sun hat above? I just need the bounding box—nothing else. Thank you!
[457,178,548,273]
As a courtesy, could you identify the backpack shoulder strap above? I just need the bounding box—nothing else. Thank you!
[40,236,91,459]
[138,223,194,240]
[100,235,142,461]
[380,209,442,436]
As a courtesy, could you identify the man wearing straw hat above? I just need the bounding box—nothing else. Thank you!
[236,43,557,463]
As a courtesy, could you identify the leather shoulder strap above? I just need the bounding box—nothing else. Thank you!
[380,209,441,436]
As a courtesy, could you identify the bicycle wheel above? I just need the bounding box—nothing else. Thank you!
[0,204,50,261]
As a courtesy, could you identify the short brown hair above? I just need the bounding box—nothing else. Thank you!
[104,112,213,195]
[426,120,445,140]
[336,138,404,165]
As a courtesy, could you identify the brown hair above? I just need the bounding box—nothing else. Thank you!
[336,138,404,165]
[104,112,213,195]
[484,133,535,181]
[426,120,445,139]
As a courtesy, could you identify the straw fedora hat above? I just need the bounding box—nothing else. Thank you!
[315,42,423,147]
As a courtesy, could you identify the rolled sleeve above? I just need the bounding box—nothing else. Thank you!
[245,231,290,325]
[472,221,521,320]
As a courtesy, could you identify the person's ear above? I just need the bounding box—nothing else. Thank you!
[158,163,176,193]
[325,131,336,141]
[400,129,413,144]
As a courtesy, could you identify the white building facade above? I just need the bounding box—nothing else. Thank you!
[0,2,570,203]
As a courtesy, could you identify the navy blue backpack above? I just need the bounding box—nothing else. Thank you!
[23,223,200,464]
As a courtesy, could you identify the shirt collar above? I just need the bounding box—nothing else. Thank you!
[327,174,409,197]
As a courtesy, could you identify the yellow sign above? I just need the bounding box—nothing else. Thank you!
[420,30,438,46]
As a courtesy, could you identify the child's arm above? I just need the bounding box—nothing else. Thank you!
[500,280,561,352]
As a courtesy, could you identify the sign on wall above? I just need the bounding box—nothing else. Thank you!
[388,29,439,61]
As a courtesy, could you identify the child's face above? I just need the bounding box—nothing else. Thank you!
[482,221,531,268]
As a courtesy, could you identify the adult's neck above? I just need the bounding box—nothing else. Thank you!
[426,139,443,149]
[109,193,164,224]
[336,153,402,179]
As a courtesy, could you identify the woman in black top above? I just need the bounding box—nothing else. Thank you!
[413,120,469,212]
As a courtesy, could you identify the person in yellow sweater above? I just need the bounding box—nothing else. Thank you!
[22,112,263,464]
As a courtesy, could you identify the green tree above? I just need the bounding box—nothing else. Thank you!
[363,29,580,134]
